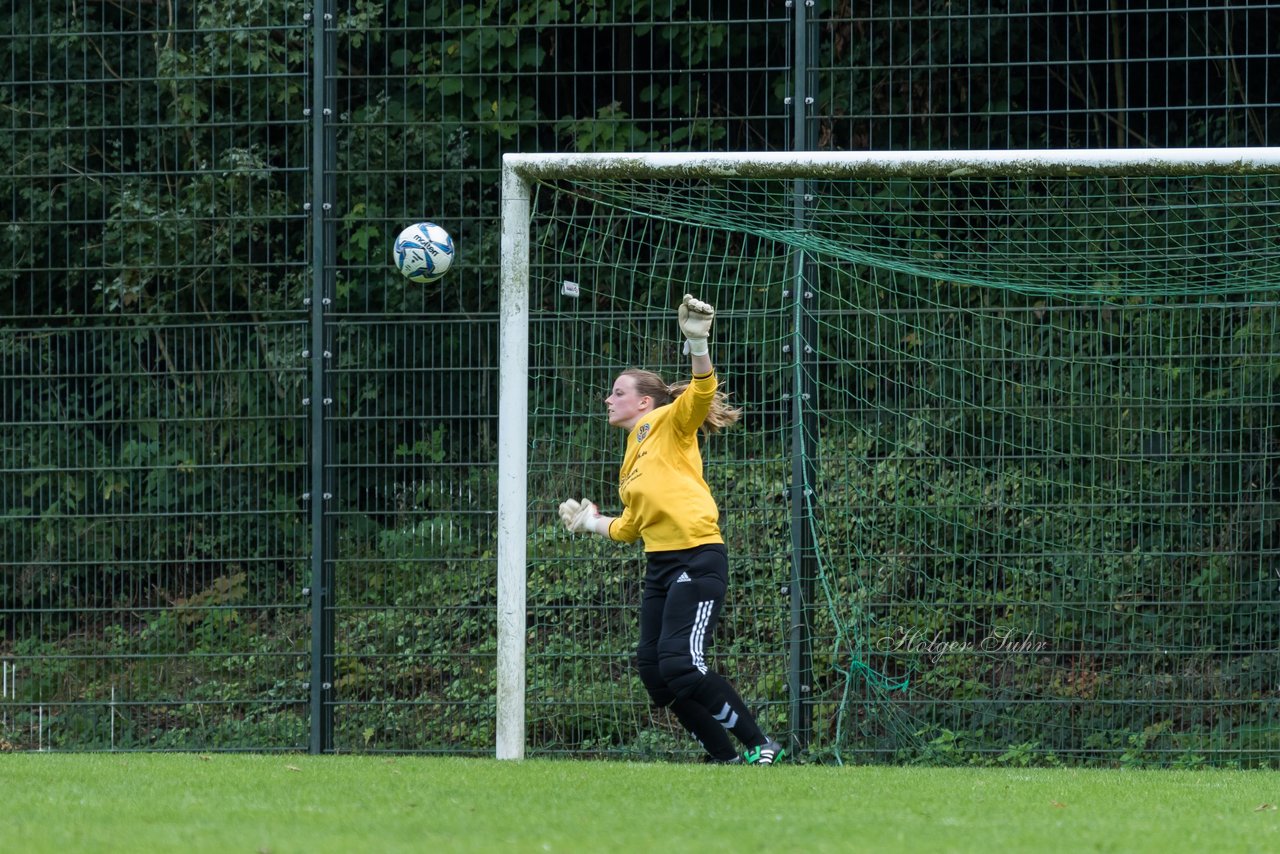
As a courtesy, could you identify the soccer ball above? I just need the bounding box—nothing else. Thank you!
[393,222,455,283]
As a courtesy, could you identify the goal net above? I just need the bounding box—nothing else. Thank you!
[499,150,1280,765]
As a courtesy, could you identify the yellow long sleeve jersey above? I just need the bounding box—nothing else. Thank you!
[606,370,724,552]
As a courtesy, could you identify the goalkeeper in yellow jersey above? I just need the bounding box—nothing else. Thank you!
[558,294,784,765]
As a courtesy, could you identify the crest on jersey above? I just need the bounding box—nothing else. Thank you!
[636,422,651,443]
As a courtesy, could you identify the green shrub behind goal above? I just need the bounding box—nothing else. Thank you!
[499,151,1280,766]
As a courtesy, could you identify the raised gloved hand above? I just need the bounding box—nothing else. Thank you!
[677,293,714,357]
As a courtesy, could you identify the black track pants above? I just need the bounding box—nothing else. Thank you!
[635,544,765,758]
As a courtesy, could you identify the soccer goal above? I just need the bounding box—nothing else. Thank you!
[498,149,1280,764]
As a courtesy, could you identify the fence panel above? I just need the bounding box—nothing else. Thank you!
[1,3,311,751]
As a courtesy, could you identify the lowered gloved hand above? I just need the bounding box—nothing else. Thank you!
[557,497,603,535]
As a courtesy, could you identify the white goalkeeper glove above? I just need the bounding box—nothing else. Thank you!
[557,497,604,535]
[678,293,714,357]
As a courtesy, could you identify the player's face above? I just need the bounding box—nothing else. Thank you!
[605,374,650,430]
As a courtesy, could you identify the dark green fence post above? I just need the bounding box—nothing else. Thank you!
[307,0,337,755]
[787,0,819,755]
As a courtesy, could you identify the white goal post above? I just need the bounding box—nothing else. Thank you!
[495,147,1280,760]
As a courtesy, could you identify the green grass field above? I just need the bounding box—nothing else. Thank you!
[3,754,1279,852]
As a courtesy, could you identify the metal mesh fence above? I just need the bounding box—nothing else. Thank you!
[2,2,312,751]
[2,1,1278,758]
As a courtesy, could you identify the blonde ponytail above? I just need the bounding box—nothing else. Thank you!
[621,369,742,435]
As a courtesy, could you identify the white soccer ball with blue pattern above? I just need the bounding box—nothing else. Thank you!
[393,221,455,283]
